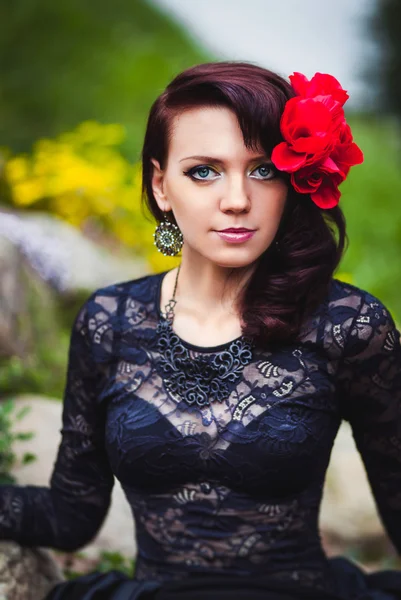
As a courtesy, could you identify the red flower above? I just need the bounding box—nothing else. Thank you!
[331,122,364,177]
[290,72,349,106]
[271,95,345,172]
[291,157,345,209]
[271,71,364,209]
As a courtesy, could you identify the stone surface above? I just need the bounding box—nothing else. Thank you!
[10,395,136,561]
[0,235,23,359]
[0,541,64,600]
[319,420,389,541]
[0,232,58,361]
[0,207,147,295]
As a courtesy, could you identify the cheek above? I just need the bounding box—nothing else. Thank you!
[164,175,204,210]
[165,177,213,220]
[257,185,288,221]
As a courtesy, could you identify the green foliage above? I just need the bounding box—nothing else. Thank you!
[344,539,401,570]
[92,551,135,577]
[0,273,84,400]
[0,398,36,484]
[61,550,135,580]
[0,0,210,158]
[0,358,43,398]
[338,115,401,321]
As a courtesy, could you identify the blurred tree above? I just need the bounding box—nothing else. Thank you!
[0,0,210,159]
[367,0,401,119]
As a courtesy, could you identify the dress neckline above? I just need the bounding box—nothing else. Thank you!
[155,270,244,354]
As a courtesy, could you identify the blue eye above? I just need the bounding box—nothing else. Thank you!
[250,163,277,180]
[184,165,219,181]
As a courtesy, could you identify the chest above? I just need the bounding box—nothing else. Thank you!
[102,336,341,495]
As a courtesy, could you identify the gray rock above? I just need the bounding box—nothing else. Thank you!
[0,208,147,295]
[320,421,389,541]
[0,541,64,600]
[0,235,23,358]
[0,232,56,360]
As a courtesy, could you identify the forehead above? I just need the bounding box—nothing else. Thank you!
[168,106,262,159]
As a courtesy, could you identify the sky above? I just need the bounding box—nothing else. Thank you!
[152,0,378,108]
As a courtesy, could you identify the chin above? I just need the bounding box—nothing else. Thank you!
[212,255,261,269]
[188,243,267,269]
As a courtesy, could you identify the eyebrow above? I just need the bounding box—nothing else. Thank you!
[179,154,271,164]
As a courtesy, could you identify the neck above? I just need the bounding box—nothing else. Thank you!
[172,254,257,322]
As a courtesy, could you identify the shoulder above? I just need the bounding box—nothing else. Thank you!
[87,271,161,313]
[301,278,398,360]
[327,278,399,360]
[77,271,162,321]
[328,278,383,313]
[72,272,162,357]
[329,278,395,329]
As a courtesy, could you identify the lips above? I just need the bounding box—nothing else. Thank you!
[215,230,256,243]
[217,228,255,232]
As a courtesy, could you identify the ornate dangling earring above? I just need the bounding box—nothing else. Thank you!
[153,210,184,256]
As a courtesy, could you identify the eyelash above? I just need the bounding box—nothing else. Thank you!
[183,163,278,181]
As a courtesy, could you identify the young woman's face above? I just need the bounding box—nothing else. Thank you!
[151,106,288,269]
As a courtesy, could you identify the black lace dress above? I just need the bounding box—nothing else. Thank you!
[1,271,401,600]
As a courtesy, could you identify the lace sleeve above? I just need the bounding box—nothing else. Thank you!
[0,294,115,551]
[337,291,401,554]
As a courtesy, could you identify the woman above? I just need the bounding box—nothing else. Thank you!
[1,62,400,600]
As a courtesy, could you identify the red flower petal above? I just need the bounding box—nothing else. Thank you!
[308,73,349,106]
[332,141,364,173]
[291,160,344,199]
[289,72,349,106]
[311,179,341,209]
[274,71,363,208]
[347,143,364,165]
[289,72,310,96]
[280,98,345,164]
[271,142,307,172]
[291,171,321,194]
[321,156,342,173]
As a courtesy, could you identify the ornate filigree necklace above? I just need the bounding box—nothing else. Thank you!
[156,266,254,407]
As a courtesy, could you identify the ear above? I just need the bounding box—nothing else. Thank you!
[151,159,172,212]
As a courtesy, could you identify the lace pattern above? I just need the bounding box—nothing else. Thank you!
[1,271,400,593]
[156,316,254,407]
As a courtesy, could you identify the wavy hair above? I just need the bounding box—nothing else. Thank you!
[141,62,347,346]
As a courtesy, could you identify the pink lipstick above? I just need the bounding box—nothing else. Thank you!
[215,228,256,243]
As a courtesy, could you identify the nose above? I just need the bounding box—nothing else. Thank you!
[219,174,251,213]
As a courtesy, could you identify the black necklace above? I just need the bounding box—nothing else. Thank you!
[156,266,254,408]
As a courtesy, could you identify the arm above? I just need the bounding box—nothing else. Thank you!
[0,294,115,551]
[337,291,401,554]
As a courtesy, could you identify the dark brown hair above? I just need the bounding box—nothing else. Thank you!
[141,61,346,346]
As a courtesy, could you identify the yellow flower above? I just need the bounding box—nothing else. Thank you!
[12,179,45,206]
[5,120,164,271]
[5,157,30,183]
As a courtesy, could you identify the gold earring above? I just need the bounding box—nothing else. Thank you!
[153,211,183,256]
